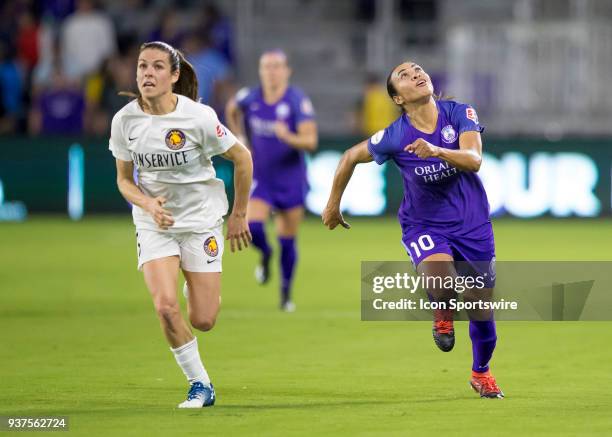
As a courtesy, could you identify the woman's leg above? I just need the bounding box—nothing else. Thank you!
[274,206,304,309]
[142,256,192,347]
[143,256,215,407]
[417,252,458,352]
[248,199,273,283]
[464,287,499,385]
[183,270,221,332]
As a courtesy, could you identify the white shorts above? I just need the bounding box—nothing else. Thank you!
[135,225,224,272]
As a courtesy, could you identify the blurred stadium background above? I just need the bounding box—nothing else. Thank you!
[1,0,612,220]
[1,0,611,435]
[0,0,612,219]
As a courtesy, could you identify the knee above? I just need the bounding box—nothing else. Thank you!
[154,298,181,324]
[190,314,216,332]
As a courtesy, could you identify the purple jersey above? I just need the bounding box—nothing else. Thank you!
[368,100,490,235]
[236,85,315,188]
[39,89,85,135]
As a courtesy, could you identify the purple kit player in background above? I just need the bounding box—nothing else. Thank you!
[226,50,318,311]
[322,61,503,398]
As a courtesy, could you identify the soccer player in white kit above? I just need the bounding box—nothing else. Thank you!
[108,41,253,408]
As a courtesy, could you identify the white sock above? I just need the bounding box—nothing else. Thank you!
[170,337,210,385]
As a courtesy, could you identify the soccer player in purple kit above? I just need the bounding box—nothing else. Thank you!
[322,61,503,398]
[226,50,318,312]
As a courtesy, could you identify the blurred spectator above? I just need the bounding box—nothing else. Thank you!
[33,29,76,89]
[29,55,85,136]
[14,6,42,133]
[0,40,23,134]
[357,73,398,136]
[87,51,137,136]
[182,31,231,112]
[148,8,185,48]
[100,54,136,116]
[198,3,234,65]
[60,0,117,80]
[17,10,40,73]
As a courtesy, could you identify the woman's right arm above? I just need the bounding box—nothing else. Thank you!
[224,98,247,145]
[115,159,174,230]
[321,140,373,230]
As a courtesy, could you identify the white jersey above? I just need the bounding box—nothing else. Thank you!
[108,95,237,233]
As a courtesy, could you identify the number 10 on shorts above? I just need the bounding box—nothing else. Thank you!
[409,234,435,258]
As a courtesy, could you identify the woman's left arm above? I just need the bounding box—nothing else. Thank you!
[221,142,253,251]
[405,131,483,172]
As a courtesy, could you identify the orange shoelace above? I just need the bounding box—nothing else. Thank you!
[434,320,454,334]
[475,374,500,393]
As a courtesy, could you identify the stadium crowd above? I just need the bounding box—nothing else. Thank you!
[0,0,235,136]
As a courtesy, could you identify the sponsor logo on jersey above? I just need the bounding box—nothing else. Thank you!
[249,116,277,136]
[275,102,290,119]
[216,125,227,138]
[165,129,186,150]
[204,236,219,257]
[466,107,479,124]
[414,161,458,183]
[370,129,385,145]
[441,125,458,143]
[131,151,189,168]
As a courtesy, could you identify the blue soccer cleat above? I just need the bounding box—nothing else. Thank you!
[178,382,216,408]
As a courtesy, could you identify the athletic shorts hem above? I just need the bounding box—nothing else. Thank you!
[180,261,223,273]
[250,195,305,211]
[137,251,181,271]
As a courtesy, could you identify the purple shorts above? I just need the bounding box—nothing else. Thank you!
[250,177,307,211]
[401,221,496,287]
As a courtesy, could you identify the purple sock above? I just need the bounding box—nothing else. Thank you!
[279,237,297,303]
[469,320,497,373]
[249,221,272,259]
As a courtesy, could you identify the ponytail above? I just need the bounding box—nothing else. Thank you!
[173,52,199,101]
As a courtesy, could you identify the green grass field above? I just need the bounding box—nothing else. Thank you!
[1,217,611,436]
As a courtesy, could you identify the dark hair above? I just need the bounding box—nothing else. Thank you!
[386,69,398,101]
[261,48,289,64]
[119,41,199,104]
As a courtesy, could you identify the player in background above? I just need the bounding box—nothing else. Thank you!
[322,61,503,398]
[109,41,252,408]
[225,49,318,312]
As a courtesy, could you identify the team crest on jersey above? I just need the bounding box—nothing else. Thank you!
[466,107,479,124]
[165,129,186,150]
[441,125,458,143]
[275,102,290,119]
[204,236,219,257]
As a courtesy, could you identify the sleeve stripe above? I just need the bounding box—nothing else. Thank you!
[367,140,387,165]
